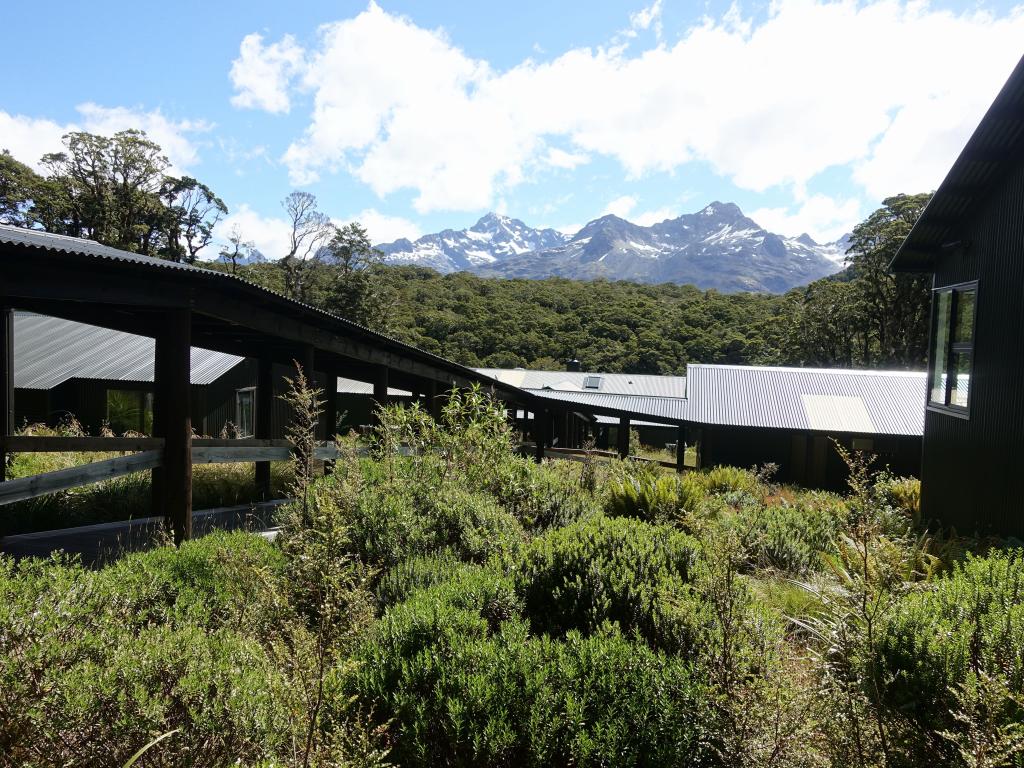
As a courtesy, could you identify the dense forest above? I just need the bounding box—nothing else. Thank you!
[2,130,933,373]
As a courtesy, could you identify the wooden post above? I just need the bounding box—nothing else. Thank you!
[154,309,192,544]
[676,425,686,473]
[0,307,13,483]
[534,409,548,463]
[324,371,338,476]
[617,417,631,458]
[372,366,389,425]
[254,356,273,499]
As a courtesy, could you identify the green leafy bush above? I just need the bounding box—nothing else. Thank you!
[0,531,383,765]
[605,465,707,524]
[353,593,707,767]
[875,550,1024,735]
[737,496,844,575]
[375,549,465,608]
[516,515,700,651]
[699,465,763,496]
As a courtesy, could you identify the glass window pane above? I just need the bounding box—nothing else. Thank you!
[107,389,151,434]
[930,291,951,404]
[951,352,971,408]
[237,390,254,437]
[954,289,976,344]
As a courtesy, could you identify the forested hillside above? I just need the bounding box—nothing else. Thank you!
[228,193,933,374]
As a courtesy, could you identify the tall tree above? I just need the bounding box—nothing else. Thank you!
[159,176,227,263]
[324,222,391,330]
[40,130,169,253]
[0,151,41,227]
[281,191,333,302]
[845,193,933,367]
[218,225,255,274]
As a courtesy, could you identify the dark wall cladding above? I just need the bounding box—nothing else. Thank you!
[700,424,921,492]
[922,151,1024,536]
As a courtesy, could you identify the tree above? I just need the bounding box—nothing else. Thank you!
[40,130,169,253]
[281,191,333,302]
[159,176,227,263]
[0,150,42,227]
[845,193,933,368]
[323,222,391,330]
[218,225,255,274]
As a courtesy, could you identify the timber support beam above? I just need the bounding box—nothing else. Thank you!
[1,307,12,483]
[153,309,193,544]
[617,417,631,459]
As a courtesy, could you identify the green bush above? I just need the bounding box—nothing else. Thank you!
[736,496,844,575]
[376,549,466,608]
[874,550,1024,735]
[605,466,707,524]
[699,465,763,496]
[353,590,708,767]
[516,515,701,651]
[0,532,332,765]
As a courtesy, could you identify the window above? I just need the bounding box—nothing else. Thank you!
[236,388,255,437]
[106,389,153,435]
[929,283,976,413]
[583,375,602,390]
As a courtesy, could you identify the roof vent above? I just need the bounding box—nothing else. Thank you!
[583,375,602,390]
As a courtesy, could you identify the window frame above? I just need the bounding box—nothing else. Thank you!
[927,280,977,419]
[235,387,256,438]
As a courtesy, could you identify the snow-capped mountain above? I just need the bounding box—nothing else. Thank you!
[375,203,850,293]
[376,212,570,272]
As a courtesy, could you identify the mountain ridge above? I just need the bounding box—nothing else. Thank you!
[375,202,850,293]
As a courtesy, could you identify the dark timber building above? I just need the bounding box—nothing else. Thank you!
[892,55,1024,536]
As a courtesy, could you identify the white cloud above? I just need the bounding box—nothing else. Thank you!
[214,204,292,260]
[230,33,305,114]
[234,1,1024,219]
[750,194,862,243]
[337,208,422,244]
[630,0,663,37]
[0,104,209,173]
[544,147,589,169]
[632,206,677,226]
[0,112,69,172]
[602,195,637,218]
[76,103,211,173]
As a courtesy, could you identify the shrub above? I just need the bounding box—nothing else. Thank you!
[516,515,701,651]
[605,466,707,524]
[875,550,1024,738]
[699,465,763,496]
[0,533,348,766]
[375,549,465,608]
[873,473,922,522]
[353,593,708,767]
[736,497,844,575]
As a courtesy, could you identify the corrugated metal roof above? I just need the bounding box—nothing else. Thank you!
[475,368,686,398]
[13,313,243,389]
[335,376,411,397]
[529,389,688,424]
[0,225,525,398]
[684,364,926,436]
[892,54,1024,271]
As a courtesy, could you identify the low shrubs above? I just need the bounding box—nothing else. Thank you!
[353,580,707,767]
[0,531,387,766]
[516,514,700,651]
[875,550,1024,740]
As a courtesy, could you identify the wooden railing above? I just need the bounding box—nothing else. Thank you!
[523,445,680,471]
[0,436,341,505]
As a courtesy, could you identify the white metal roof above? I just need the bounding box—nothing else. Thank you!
[474,368,686,398]
[13,313,244,390]
[684,364,926,436]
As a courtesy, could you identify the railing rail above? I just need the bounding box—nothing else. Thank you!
[0,436,341,505]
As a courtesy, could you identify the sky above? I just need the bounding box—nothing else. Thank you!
[2,0,1023,257]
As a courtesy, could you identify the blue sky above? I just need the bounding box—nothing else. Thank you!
[3,0,1023,256]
